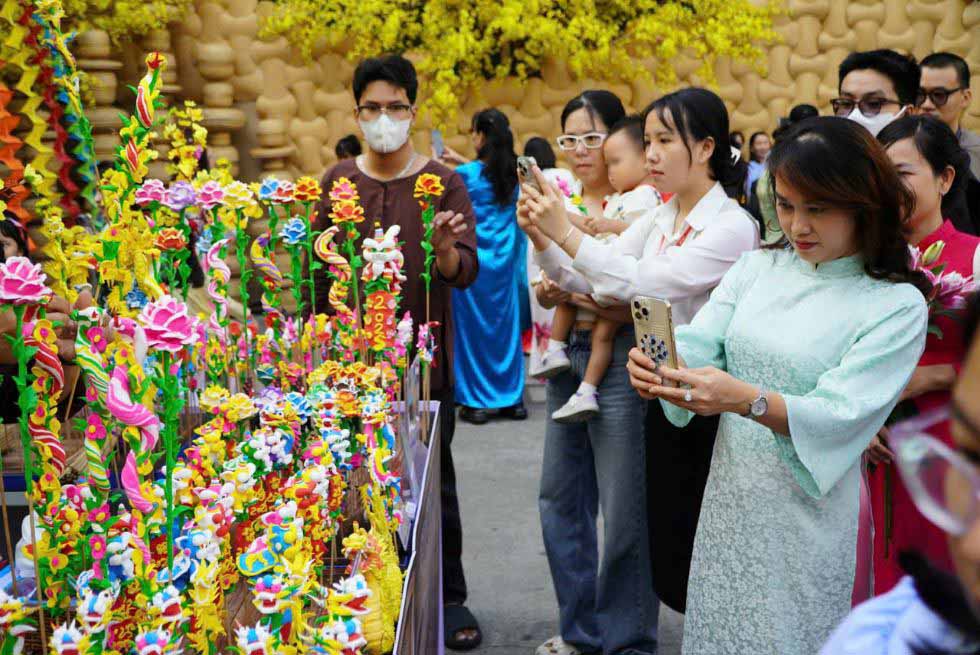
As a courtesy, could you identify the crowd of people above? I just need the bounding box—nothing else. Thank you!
[403,46,979,654]
[3,42,980,655]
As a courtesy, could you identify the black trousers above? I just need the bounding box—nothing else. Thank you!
[437,388,467,605]
[645,401,719,613]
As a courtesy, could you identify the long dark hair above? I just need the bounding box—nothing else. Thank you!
[560,90,626,133]
[472,108,518,206]
[877,115,971,222]
[0,212,29,263]
[767,117,931,296]
[644,88,747,200]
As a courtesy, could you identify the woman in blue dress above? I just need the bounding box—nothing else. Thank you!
[628,117,932,654]
[449,108,527,424]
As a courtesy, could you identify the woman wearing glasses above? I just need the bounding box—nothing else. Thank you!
[821,293,980,654]
[521,90,661,655]
[521,88,757,655]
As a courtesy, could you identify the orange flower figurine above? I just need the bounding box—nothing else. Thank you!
[329,177,359,203]
[294,176,322,203]
[413,173,444,199]
[330,199,366,225]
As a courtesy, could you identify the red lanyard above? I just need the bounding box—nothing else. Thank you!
[658,223,695,254]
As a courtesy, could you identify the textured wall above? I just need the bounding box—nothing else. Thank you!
[154,0,980,180]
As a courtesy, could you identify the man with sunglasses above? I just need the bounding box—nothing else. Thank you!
[821,292,980,653]
[834,49,920,137]
[919,52,980,179]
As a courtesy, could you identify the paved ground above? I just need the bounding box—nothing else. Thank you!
[452,402,684,655]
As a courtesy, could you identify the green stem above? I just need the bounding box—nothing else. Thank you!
[235,213,252,391]
[10,306,34,496]
[160,350,176,575]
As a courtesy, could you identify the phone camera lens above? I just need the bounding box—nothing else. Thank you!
[641,307,649,317]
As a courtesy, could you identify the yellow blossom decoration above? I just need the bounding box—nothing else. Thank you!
[261,0,781,128]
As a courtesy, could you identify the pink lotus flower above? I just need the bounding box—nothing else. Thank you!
[196,181,225,211]
[134,179,166,206]
[138,295,199,352]
[0,256,52,304]
[935,271,974,310]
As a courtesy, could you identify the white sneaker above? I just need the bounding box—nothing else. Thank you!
[551,391,599,423]
[536,636,586,655]
[530,348,571,379]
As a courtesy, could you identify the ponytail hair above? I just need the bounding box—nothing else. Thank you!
[644,88,747,200]
[472,108,518,206]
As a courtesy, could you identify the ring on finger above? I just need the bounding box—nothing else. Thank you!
[684,389,693,402]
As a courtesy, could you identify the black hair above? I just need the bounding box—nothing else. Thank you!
[767,116,932,296]
[748,131,770,162]
[839,49,921,106]
[0,212,29,263]
[645,87,747,200]
[523,137,557,170]
[877,115,971,221]
[472,108,518,206]
[729,131,745,148]
[920,52,971,89]
[335,134,362,159]
[607,115,645,153]
[789,104,819,123]
[352,55,418,105]
[560,90,626,133]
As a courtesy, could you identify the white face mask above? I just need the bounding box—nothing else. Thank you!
[359,114,412,154]
[845,105,907,137]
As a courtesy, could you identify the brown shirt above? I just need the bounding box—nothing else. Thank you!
[309,158,479,392]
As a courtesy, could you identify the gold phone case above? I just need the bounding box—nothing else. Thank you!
[631,295,678,370]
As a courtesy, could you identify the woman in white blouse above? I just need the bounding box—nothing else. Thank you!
[520,87,759,615]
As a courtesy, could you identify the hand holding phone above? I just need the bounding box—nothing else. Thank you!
[517,156,542,194]
[631,295,678,371]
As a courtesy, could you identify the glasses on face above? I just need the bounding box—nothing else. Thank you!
[356,103,413,121]
[556,132,607,151]
[916,87,966,108]
[891,406,980,536]
[831,97,902,118]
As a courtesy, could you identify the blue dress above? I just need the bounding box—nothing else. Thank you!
[662,249,928,654]
[452,161,525,409]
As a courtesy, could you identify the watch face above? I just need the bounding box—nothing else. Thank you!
[751,395,768,417]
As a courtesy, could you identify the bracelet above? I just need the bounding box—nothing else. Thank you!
[557,225,575,248]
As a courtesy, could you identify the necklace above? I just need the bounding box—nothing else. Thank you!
[358,152,418,182]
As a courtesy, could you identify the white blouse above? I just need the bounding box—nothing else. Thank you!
[535,182,760,325]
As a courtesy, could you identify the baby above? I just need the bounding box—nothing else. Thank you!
[537,115,662,423]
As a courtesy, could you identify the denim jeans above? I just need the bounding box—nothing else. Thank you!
[539,328,659,655]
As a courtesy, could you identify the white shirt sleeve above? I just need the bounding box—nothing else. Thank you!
[573,212,759,303]
[973,243,980,283]
[532,243,594,294]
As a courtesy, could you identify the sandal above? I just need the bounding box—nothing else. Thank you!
[444,603,483,651]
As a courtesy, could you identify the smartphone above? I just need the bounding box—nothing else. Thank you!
[431,129,445,158]
[517,155,542,194]
[631,295,678,370]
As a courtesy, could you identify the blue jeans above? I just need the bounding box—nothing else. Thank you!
[539,328,659,655]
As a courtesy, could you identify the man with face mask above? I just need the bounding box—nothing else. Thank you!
[308,54,483,651]
[834,49,920,137]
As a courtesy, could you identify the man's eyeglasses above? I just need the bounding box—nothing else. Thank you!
[356,103,413,121]
[831,97,902,118]
[556,132,607,151]
[916,87,966,108]
[891,406,980,536]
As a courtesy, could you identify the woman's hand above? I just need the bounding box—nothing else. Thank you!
[517,195,550,248]
[523,166,572,242]
[642,364,758,416]
[535,273,570,309]
[568,294,631,322]
[865,427,894,466]
[436,145,469,167]
[627,347,664,400]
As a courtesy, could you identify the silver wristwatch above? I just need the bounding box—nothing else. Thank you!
[745,390,768,418]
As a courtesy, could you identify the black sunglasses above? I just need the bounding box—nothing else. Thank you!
[831,97,901,118]
[916,87,966,108]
